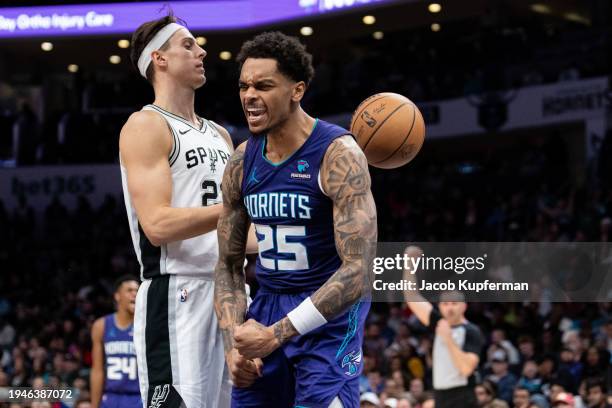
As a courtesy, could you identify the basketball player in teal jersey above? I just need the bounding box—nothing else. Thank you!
[214,32,378,407]
[90,276,141,408]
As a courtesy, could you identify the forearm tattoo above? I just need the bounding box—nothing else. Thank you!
[273,318,299,345]
[214,145,250,355]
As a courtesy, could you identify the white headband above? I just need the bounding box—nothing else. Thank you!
[137,22,184,78]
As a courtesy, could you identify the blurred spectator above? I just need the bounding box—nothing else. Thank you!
[475,380,509,408]
[13,103,40,165]
[365,323,389,357]
[559,348,582,392]
[384,397,399,408]
[518,337,537,364]
[0,370,9,386]
[518,360,544,395]
[0,317,15,348]
[528,394,549,408]
[421,393,436,408]
[584,378,608,408]
[550,379,575,406]
[487,350,518,404]
[361,391,381,408]
[581,347,608,380]
[513,387,531,408]
[367,370,385,395]
[397,398,412,408]
[489,329,520,366]
[408,378,425,404]
[551,392,575,408]
[538,355,558,393]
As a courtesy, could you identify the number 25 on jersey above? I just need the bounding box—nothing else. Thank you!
[254,224,309,271]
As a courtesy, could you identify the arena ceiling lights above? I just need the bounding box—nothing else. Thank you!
[0,0,406,39]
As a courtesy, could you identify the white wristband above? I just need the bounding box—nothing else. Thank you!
[287,297,327,335]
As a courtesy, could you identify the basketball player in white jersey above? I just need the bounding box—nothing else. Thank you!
[119,14,259,408]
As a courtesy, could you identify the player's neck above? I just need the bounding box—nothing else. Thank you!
[115,310,133,329]
[153,82,199,127]
[266,109,315,161]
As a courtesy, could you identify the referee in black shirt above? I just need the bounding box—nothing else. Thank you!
[403,246,484,408]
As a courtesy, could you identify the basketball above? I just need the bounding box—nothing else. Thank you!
[350,92,426,169]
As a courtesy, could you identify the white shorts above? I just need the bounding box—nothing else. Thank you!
[134,275,231,408]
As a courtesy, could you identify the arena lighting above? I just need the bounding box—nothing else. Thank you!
[219,51,232,60]
[300,26,313,36]
[67,64,79,73]
[109,55,121,64]
[372,31,384,40]
[117,39,130,48]
[431,23,441,32]
[362,15,376,25]
[40,41,53,51]
[563,12,590,24]
[428,3,441,13]
[195,36,207,46]
[529,3,552,14]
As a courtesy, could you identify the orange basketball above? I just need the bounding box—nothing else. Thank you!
[350,92,425,169]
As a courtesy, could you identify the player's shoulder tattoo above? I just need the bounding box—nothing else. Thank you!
[221,142,247,205]
[321,135,371,201]
[321,135,372,208]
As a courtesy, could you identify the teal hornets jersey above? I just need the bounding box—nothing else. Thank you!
[241,119,349,292]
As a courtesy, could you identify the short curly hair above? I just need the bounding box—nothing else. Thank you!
[236,31,314,86]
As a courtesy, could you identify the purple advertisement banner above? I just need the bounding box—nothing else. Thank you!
[0,0,400,38]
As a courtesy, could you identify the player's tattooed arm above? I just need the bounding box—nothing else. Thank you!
[214,143,250,357]
[271,135,377,344]
[312,135,377,315]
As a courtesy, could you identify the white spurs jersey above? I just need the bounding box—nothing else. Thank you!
[121,104,232,280]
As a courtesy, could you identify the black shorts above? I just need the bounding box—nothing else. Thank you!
[434,386,477,408]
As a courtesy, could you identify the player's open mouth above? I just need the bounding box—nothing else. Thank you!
[246,108,266,125]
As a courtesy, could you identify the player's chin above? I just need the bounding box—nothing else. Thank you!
[193,75,206,89]
[245,115,271,135]
[245,120,268,135]
[247,124,263,135]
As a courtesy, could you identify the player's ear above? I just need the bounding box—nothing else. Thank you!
[291,81,306,102]
[114,291,121,304]
[152,50,168,69]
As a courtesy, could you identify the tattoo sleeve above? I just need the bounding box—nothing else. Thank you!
[214,143,250,357]
[272,135,377,344]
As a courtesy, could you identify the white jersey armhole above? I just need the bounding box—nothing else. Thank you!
[141,105,178,164]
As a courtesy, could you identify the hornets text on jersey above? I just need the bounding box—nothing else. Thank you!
[102,313,139,395]
[241,119,349,292]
